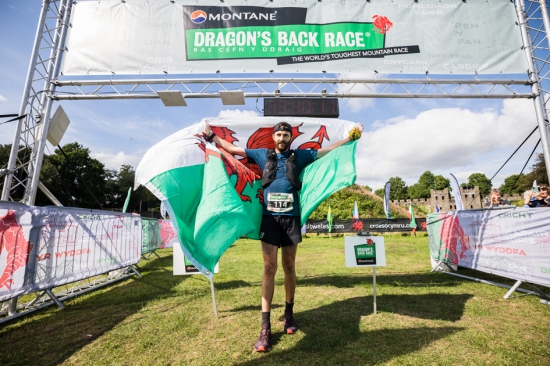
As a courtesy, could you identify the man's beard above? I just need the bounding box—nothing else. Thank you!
[277,141,289,152]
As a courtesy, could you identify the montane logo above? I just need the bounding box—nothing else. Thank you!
[190,10,207,24]
[190,10,278,23]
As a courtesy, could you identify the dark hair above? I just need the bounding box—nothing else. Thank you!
[273,122,292,136]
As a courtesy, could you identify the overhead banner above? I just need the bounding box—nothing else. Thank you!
[305,218,427,233]
[61,0,527,75]
[427,208,550,288]
[0,204,141,302]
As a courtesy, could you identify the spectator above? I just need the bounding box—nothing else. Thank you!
[525,185,550,207]
[485,189,511,208]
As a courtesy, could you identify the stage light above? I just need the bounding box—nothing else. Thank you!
[219,91,245,105]
[47,105,70,146]
[157,91,187,106]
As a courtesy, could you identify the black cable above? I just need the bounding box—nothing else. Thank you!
[461,126,539,208]
[0,114,19,118]
[489,125,538,182]
[0,114,26,125]
[504,138,541,201]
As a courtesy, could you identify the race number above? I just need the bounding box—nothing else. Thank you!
[267,193,294,213]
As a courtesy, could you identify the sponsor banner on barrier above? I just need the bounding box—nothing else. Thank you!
[305,218,426,233]
[61,0,526,75]
[141,218,163,253]
[159,220,178,248]
[427,208,550,288]
[0,204,141,302]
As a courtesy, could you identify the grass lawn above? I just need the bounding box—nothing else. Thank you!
[1,234,549,365]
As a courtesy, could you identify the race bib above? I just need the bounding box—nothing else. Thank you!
[267,193,294,213]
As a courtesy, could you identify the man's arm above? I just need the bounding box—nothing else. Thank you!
[204,122,246,157]
[316,123,364,160]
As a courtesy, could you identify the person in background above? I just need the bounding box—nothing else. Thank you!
[484,189,511,208]
[524,185,550,207]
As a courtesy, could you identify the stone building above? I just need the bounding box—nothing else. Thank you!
[390,186,483,212]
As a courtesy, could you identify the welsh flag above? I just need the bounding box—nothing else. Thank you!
[327,203,333,233]
[135,117,359,278]
[409,203,417,232]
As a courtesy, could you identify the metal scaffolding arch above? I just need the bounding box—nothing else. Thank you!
[1,0,550,322]
[2,0,550,206]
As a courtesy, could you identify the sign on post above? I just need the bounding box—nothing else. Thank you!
[345,235,386,314]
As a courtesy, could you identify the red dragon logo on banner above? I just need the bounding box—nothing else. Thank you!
[372,15,393,35]
[0,210,33,290]
[438,213,470,264]
[199,124,329,203]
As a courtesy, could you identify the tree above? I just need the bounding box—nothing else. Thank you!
[112,164,158,212]
[408,171,434,199]
[374,188,384,198]
[499,174,524,195]
[462,172,492,196]
[434,175,451,190]
[364,185,373,192]
[388,176,408,200]
[516,153,548,192]
[37,142,107,208]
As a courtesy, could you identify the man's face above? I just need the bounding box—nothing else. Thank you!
[272,130,292,152]
[540,187,549,198]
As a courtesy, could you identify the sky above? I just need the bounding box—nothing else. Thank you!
[0,0,544,193]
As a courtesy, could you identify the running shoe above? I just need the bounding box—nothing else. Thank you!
[283,312,298,334]
[254,323,272,352]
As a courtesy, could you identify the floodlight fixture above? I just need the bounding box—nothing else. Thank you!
[219,90,245,105]
[157,90,187,106]
[47,105,70,146]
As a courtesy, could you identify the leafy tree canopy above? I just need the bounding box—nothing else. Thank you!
[388,176,408,200]
[461,172,492,196]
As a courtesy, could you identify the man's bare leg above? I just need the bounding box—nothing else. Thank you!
[281,244,298,334]
[255,242,279,352]
[261,241,279,312]
[281,244,298,304]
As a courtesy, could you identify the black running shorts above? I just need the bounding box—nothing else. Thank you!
[259,215,302,247]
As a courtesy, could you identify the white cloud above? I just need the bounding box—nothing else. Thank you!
[218,109,260,118]
[356,99,537,188]
[0,95,7,102]
[91,151,142,170]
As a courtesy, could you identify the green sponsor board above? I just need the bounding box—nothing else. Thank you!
[354,243,376,265]
[184,255,200,273]
[186,23,384,60]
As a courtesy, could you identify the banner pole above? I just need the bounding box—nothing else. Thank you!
[372,266,377,314]
[208,276,218,318]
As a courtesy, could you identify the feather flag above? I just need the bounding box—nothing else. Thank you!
[409,203,417,232]
[327,203,333,233]
[160,201,167,219]
[533,180,539,193]
[135,117,360,278]
[450,173,464,211]
[383,181,392,219]
[353,200,359,220]
[122,187,131,213]
[435,203,440,213]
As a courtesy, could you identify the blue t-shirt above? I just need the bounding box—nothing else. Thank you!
[245,148,317,216]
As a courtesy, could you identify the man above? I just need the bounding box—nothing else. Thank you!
[484,189,511,208]
[203,121,363,352]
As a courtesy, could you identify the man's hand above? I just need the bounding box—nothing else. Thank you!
[203,121,212,137]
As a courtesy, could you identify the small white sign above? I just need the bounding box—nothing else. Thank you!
[345,236,386,267]
[173,242,219,275]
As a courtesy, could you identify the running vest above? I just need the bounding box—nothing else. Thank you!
[262,149,302,191]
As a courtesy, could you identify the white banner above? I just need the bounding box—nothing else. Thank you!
[61,0,527,75]
[427,208,550,288]
[0,204,142,302]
